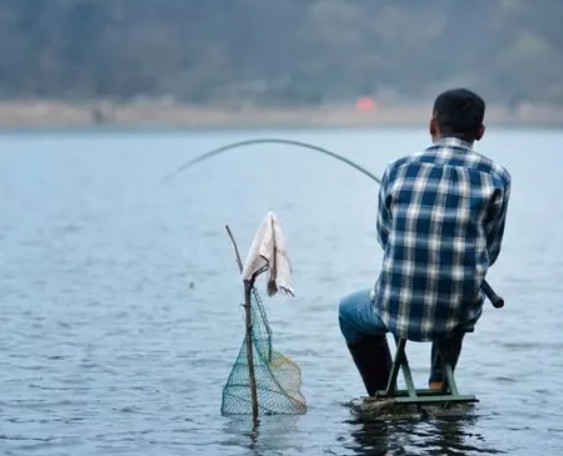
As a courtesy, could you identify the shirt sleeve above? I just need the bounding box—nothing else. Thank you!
[485,172,511,266]
[377,164,392,249]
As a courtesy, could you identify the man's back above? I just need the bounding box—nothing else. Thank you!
[375,137,511,341]
[340,88,511,397]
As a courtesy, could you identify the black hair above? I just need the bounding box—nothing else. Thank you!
[433,88,485,141]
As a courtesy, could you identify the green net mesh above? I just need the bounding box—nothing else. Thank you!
[221,287,307,415]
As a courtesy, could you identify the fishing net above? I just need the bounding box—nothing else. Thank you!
[221,287,307,415]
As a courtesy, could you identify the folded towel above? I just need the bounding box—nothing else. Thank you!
[241,212,294,297]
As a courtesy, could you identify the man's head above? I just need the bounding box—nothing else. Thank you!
[430,88,486,144]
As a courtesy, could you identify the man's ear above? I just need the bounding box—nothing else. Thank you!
[475,124,485,141]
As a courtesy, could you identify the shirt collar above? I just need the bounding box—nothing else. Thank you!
[432,136,473,150]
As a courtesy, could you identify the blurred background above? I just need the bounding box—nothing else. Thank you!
[2,2,563,456]
[0,0,562,127]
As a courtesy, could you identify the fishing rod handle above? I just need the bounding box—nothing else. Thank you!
[482,280,504,308]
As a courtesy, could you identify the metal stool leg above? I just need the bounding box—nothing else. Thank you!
[384,338,405,396]
[381,338,477,405]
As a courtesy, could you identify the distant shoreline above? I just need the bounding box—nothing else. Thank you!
[0,100,562,129]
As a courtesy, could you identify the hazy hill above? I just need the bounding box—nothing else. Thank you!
[0,0,561,106]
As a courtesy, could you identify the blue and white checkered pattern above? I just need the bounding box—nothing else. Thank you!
[374,137,511,341]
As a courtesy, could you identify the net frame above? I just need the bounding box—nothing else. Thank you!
[221,285,307,416]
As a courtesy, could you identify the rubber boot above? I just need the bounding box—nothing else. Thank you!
[429,330,465,391]
[346,335,392,396]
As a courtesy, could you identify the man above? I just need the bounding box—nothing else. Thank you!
[339,88,511,396]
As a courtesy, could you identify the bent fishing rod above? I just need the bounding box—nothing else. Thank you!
[162,138,504,308]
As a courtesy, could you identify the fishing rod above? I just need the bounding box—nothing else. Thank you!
[162,138,504,308]
[160,138,381,185]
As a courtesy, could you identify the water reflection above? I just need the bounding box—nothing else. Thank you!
[348,410,503,455]
[222,415,301,453]
[348,419,393,455]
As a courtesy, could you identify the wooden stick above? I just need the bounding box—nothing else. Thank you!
[225,224,244,273]
[225,225,259,423]
[244,280,259,423]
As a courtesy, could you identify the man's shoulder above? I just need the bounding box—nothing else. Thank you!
[384,147,510,189]
[385,150,426,170]
[383,150,436,180]
[469,150,511,188]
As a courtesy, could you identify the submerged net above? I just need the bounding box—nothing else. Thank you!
[221,287,307,415]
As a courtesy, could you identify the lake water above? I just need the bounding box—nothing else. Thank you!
[1,128,562,455]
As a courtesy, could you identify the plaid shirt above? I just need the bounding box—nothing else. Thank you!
[374,137,511,341]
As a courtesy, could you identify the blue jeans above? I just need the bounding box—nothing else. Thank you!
[338,287,465,385]
[338,288,387,344]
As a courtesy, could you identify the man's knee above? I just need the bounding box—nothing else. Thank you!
[339,292,364,342]
[338,295,351,321]
[338,296,351,332]
[338,291,361,329]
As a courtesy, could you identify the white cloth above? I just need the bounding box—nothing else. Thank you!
[241,212,294,297]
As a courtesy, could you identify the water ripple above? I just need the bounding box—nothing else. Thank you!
[1,130,563,455]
